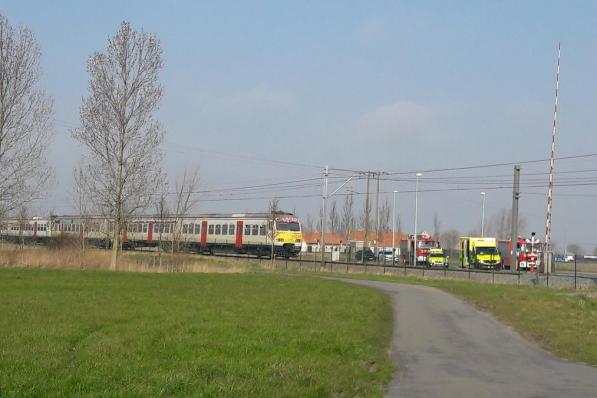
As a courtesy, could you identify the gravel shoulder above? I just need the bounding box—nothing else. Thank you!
[337,278,597,398]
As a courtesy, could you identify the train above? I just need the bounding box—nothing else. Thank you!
[0,212,303,257]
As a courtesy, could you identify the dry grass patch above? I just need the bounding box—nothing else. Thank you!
[0,243,263,273]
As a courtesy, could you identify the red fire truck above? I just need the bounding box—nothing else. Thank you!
[497,236,542,271]
[400,232,440,265]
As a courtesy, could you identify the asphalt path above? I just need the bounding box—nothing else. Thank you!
[337,278,597,398]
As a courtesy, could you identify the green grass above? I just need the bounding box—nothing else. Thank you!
[317,272,597,365]
[0,268,393,397]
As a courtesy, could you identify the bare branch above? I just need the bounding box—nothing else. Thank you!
[72,21,164,270]
[0,15,54,218]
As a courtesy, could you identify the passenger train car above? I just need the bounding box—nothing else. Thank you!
[0,212,303,257]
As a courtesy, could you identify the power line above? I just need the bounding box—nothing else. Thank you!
[386,152,597,176]
[165,141,324,170]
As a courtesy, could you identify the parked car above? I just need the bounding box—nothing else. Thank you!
[355,249,375,261]
[378,248,395,262]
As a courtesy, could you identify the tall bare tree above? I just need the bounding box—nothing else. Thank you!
[304,213,315,232]
[486,208,527,239]
[441,229,460,251]
[328,199,339,233]
[0,15,53,218]
[171,167,200,252]
[73,22,164,270]
[340,193,355,240]
[72,161,91,249]
[379,199,391,232]
[360,197,371,232]
[154,186,169,267]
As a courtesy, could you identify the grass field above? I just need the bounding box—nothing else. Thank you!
[0,268,393,397]
[321,273,597,366]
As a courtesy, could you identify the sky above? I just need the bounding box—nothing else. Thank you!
[3,0,597,252]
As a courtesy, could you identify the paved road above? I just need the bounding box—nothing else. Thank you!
[338,279,597,398]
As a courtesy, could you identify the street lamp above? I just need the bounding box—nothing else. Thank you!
[392,190,398,264]
[481,192,486,237]
[414,173,422,267]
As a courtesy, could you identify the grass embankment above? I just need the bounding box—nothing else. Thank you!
[0,268,393,397]
[322,272,597,366]
[0,243,262,273]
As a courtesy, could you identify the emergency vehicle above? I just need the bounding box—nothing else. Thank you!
[400,232,440,265]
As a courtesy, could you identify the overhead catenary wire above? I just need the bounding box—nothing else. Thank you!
[386,152,597,176]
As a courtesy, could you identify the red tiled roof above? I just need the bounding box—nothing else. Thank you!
[302,231,409,246]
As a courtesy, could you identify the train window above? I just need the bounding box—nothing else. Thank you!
[245,224,251,236]
[142,223,148,233]
[208,224,214,234]
[182,224,188,234]
[194,224,200,234]
[252,225,259,235]
[215,224,221,235]
[229,224,235,235]
[153,223,159,233]
[222,224,228,235]
[260,225,266,236]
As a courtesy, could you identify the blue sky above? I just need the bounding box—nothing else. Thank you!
[3,1,597,252]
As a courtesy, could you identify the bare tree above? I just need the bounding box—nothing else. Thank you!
[483,208,528,239]
[379,199,391,232]
[328,199,339,233]
[304,213,315,232]
[73,22,164,270]
[268,198,280,214]
[359,197,371,233]
[340,193,355,240]
[433,212,441,239]
[72,162,91,250]
[0,15,53,218]
[267,198,280,258]
[154,187,169,267]
[171,167,200,252]
[441,229,460,251]
[18,205,28,248]
[566,243,584,257]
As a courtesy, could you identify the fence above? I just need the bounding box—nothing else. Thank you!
[269,253,596,290]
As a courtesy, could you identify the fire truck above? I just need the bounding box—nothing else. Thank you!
[400,232,440,266]
[497,235,542,271]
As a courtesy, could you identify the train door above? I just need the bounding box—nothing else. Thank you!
[235,220,243,250]
[33,222,37,238]
[200,220,208,248]
[148,222,154,243]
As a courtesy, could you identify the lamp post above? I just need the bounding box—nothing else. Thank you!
[392,190,398,264]
[481,192,486,237]
[414,173,422,267]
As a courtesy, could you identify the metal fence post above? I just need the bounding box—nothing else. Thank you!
[574,255,577,290]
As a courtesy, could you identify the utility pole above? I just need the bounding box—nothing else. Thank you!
[363,172,371,262]
[374,172,381,259]
[510,165,520,273]
[545,43,561,275]
[321,166,329,267]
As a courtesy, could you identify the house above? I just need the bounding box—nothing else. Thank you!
[301,231,409,253]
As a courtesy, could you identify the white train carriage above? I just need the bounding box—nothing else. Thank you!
[0,217,51,242]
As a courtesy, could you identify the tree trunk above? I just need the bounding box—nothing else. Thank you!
[111,227,119,271]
